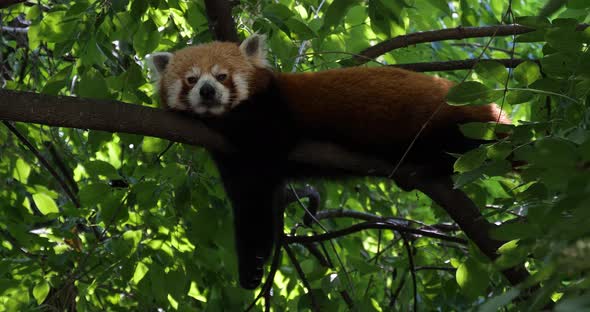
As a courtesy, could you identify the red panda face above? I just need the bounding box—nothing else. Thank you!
[148,35,269,116]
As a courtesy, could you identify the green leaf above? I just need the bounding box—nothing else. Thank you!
[41,65,73,95]
[80,36,108,67]
[491,222,537,240]
[446,81,503,106]
[426,0,452,15]
[506,89,534,104]
[456,258,489,299]
[32,193,59,215]
[478,288,520,312]
[132,261,149,285]
[285,19,317,40]
[38,11,78,43]
[454,147,487,173]
[514,61,541,86]
[84,160,120,180]
[567,0,590,8]
[263,4,294,35]
[33,280,50,305]
[368,0,394,37]
[12,158,31,183]
[555,296,590,312]
[79,183,111,207]
[546,26,584,53]
[475,61,508,84]
[262,3,294,20]
[133,20,161,56]
[459,122,504,140]
[142,137,167,154]
[514,16,551,29]
[77,70,111,100]
[321,0,360,33]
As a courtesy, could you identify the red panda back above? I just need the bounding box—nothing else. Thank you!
[277,67,508,147]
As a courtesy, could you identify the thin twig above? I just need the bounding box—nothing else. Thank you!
[285,221,467,245]
[389,269,406,308]
[402,236,417,312]
[3,121,80,207]
[156,141,175,161]
[284,243,320,312]
[44,141,79,194]
[414,266,456,272]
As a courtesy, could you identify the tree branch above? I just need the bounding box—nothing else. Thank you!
[402,236,417,312]
[0,26,29,34]
[285,221,467,245]
[203,0,239,42]
[392,58,536,72]
[284,243,320,312]
[0,0,26,9]
[0,90,234,154]
[351,24,589,66]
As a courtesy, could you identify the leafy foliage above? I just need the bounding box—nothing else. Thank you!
[0,0,589,311]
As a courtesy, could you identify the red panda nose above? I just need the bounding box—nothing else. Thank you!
[200,83,216,100]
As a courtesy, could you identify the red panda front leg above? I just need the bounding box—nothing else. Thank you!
[212,153,285,289]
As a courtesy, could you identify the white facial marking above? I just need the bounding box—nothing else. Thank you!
[186,66,200,79]
[232,73,249,106]
[167,80,183,110]
[211,65,220,75]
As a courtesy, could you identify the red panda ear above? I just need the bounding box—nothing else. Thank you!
[147,52,173,76]
[239,34,269,68]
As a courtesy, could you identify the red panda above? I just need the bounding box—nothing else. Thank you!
[148,34,509,289]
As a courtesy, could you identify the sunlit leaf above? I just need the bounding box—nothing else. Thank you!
[456,259,489,299]
[32,193,59,215]
[32,280,50,305]
[514,61,541,86]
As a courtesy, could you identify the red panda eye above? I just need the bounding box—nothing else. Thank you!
[216,74,227,82]
[186,76,198,85]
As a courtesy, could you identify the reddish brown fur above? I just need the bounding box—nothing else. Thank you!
[277,67,509,147]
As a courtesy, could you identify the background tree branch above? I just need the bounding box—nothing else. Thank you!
[351,23,588,66]
[393,58,537,72]
[203,0,239,43]
[0,0,26,9]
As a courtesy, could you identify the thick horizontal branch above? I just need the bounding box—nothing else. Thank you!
[393,58,537,72]
[0,0,26,9]
[0,90,235,154]
[352,23,589,66]
[285,221,467,244]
